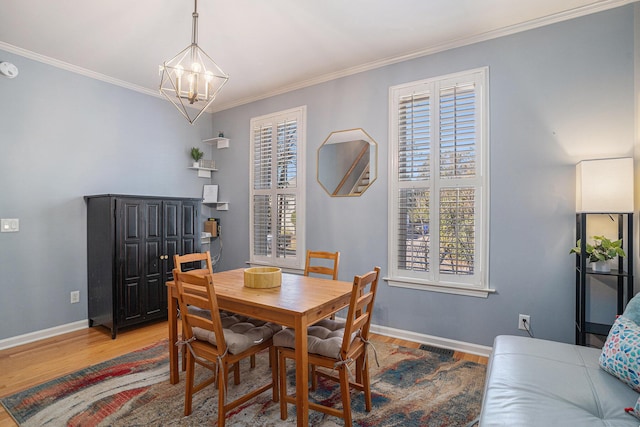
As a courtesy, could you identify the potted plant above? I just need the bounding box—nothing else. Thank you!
[190,147,204,168]
[570,235,626,272]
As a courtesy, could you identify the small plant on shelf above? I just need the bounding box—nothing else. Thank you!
[190,147,204,167]
[570,235,626,272]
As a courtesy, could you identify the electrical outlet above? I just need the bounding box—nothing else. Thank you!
[70,290,80,304]
[518,314,530,331]
[1,218,19,232]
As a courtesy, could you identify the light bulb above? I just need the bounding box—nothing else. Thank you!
[175,65,184,98]
[204,71,213,99]
[192,62,202,73]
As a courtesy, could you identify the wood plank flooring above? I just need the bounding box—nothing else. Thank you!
[0,321,488,426]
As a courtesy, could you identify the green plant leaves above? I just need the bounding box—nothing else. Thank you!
[190,147,204,161]
[569,235,626,263]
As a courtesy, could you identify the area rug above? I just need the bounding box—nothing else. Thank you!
[1,339,486,426]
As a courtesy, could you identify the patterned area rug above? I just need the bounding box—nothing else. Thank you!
[1,339,486,426]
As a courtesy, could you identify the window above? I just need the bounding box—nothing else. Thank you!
[250,106,306,269]
[388,68,490,297]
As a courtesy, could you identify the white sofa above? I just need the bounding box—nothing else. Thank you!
[479,335,640,426]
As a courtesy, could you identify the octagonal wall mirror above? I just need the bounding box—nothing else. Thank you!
[317,128,378,197]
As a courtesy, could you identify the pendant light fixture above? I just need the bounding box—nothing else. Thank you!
[159,0,229,124]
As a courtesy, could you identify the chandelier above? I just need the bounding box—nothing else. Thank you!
[159,0,229,124]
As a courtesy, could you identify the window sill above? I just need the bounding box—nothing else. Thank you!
[384,276,495,298]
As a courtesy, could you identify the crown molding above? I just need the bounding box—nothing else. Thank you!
[0,41,162,100]
[2,0,636,114]
[210,0,637,112]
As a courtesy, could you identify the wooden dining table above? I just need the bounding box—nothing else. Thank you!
[166,267,354,427]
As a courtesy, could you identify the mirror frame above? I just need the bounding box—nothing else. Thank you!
[317,128,378,197]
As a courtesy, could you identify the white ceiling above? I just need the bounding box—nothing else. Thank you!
[0,0,635,112]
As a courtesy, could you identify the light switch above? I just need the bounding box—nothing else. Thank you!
[1,218,19,232]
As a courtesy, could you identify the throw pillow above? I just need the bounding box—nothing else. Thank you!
[599,315,640,392]
[623,293,640,326]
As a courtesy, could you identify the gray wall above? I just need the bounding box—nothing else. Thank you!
[0,5,636,347]
[209,5,637,347]
[0,50,214,340]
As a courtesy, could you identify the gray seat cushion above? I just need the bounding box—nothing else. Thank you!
[479,335,640,426]
[186,306,282,354]
[273,318,348,359]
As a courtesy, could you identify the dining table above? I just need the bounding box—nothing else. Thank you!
[166,267,354,427]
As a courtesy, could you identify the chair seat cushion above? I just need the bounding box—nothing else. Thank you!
[187,306,282,354]
[273,318,348,359]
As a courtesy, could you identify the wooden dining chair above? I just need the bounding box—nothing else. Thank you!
[173,270,280,426]
[173,250,213,277]
[274,266,381,426]
[305,250,341,320]
[304,250,340,280]
[173,251,256,377]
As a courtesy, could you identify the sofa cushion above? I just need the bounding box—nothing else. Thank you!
[599,293,640,421]
[599,315,640,393]
[621,292,640,325]
[479,335,640,426]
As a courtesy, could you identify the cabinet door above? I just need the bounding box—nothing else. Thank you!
[163,200,182,282]
[144,199,165,318]
[116,198,145,325]
[163,199,201,278]
[181,199,200,259]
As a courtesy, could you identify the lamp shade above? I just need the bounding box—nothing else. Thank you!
[576,157,634,213]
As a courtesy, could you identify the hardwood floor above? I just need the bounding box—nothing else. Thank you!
[374,334,490,365]
[0,321,488,426]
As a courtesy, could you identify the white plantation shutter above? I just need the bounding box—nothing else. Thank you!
[398,92,431,182]
[397,90,432,273]
[250,106,306,268]
[439,83,477,178]
[253,125,272,190]
[389,69,489,296]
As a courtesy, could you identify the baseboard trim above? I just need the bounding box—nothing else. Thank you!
[0,320,88,350]
[0,318,493,358]
[370,323,493,358]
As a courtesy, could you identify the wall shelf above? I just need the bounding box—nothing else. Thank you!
[188,166,218,179]
[204,202,229,211]
[202,137,230,149]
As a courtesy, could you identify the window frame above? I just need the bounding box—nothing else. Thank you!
[387,67,492,298]
[249,105,307,270]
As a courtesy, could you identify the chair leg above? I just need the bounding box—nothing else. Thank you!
[270,346,279,402]
[310,364,318,390]
[233,361,240,385]
[356,356,363,385]
[339,366,353,427]
[251,354,256,368]
[218,363,227,427]
[278,350,289,420]
[361,355,372,411]
[184,353,195,416]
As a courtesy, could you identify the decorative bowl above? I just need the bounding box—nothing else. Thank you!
[244,267,282,289]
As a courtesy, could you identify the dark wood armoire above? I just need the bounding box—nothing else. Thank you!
[85,194,201,338]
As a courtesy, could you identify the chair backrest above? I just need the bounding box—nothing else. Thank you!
[304,250,340,280]
[174,251,213,276]
[173,269,227,355]
[340,266,381,358]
